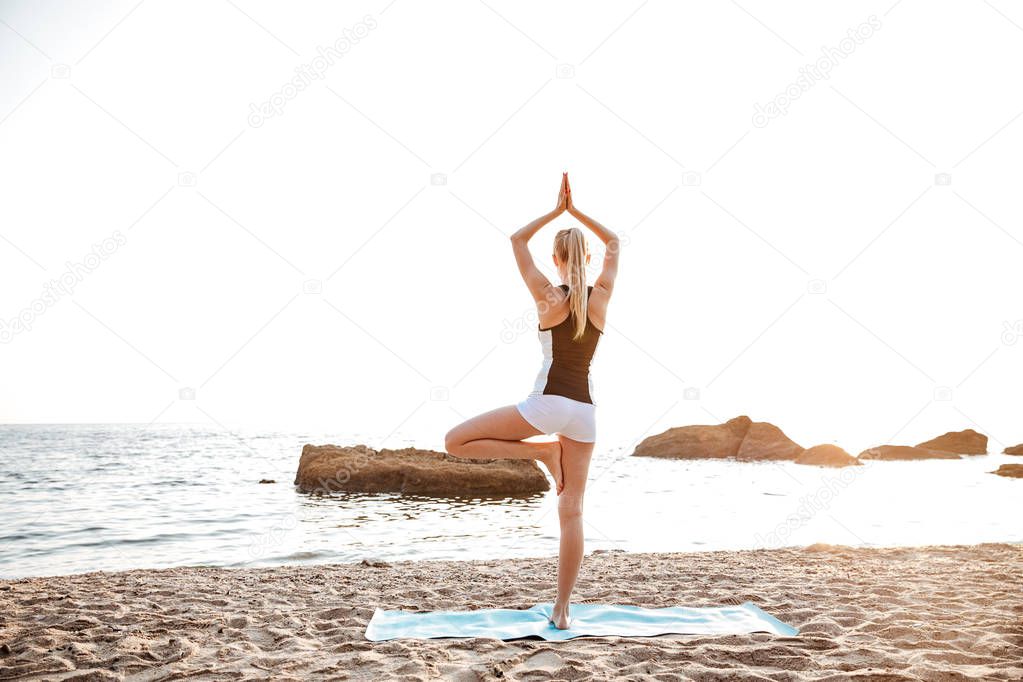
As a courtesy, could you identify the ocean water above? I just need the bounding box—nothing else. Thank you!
[0,424,1019,579]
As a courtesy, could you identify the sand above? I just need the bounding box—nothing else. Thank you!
[1,544,1020,681]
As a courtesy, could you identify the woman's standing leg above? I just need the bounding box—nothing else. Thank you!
[551,434,594,629]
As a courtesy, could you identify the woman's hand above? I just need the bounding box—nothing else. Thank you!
[555,172,568,214]
[565,172,575,214]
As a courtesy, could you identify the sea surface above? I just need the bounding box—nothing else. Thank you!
[0,423,1019,579]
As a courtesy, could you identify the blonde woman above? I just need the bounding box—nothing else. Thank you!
[445,173,620,629]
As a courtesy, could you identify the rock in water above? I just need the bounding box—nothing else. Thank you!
[1002,444,1023,456]
[633,416,803,461]
[858,445,960,461]
[294,444,550,496]
[990,464,1023,478]
[795,444,862,467]
[914,429,988,455]
[632,416,751,459]
[735,421,804,461]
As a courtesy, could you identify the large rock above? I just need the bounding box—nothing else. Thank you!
[858,445,960,461]
[735,421,804,461]
[990,464,1023,478]
[294,444,549,496]
[795,444,862,468]
[915,429,987,455]
[1003,444,1023,455]
[633,416,803,461]
[633,416,751,459]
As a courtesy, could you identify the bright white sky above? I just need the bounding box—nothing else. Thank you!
[2,0,1022,454]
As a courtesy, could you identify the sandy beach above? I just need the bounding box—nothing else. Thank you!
[1,544,1019,681]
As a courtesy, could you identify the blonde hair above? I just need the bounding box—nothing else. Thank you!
[554,228,588,341]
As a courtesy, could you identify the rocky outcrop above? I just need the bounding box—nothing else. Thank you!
[795,444,862,468]
[735,422,804,461]
[294,444,549,496]
[1003,444,1023,455]
[915,429,987,455]
[990,464,1023,478]
[858,445,960,461]
[632,416,751,459]
[633,416,803,461]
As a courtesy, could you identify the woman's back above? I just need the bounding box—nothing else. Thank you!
[532,285,602,405]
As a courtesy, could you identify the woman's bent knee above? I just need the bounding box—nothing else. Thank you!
[444,428,466,457]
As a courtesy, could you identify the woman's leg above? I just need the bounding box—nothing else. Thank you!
[445,406,563,493]
[551,434,594,629]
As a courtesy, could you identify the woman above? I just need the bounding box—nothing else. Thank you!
[445,173,620,629]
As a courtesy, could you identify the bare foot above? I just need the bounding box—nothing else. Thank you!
[550,602,570,630]
[538,441,563,494]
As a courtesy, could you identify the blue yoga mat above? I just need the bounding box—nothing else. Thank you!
[365,602,798,641]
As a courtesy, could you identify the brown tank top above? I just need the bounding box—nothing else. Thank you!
[531,285,603,404]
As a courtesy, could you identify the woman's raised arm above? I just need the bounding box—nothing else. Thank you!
[510,174,568,302]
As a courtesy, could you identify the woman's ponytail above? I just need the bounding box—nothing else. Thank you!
[555,228,589,341]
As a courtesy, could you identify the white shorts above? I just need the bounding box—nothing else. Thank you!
[515,394,596,443]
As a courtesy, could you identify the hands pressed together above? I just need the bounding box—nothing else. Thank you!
[511,172,616,248]
[554,172,576,216]
[546,172,616,248]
